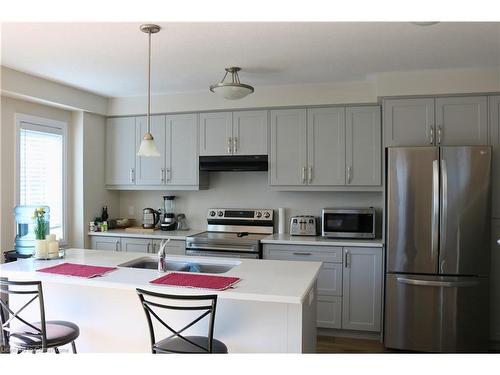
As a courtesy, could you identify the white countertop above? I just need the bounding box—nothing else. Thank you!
[261,233,384,247]
[0,249,321,305]
[87,228,203,240]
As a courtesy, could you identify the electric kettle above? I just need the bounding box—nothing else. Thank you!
[142,208,160,229]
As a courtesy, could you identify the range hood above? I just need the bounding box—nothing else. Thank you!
[199,155,268,172]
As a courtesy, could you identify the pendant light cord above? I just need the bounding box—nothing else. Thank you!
[147,30,152,135]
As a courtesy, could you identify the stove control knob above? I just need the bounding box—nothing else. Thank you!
[209,210,216,217]
[263,211,271,219]
[256,211,262,218]
[217,211,224,217]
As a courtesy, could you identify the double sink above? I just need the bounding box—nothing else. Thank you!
[117,256,238,274]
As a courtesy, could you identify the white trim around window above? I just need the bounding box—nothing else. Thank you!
[15,113,69,244]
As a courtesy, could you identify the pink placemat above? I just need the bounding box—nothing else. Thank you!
[150,272,241,291]
[37,262,117,278]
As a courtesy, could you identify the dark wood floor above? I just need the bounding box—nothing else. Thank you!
[317,335,389,353]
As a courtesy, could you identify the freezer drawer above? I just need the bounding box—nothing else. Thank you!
[384,273,489,352]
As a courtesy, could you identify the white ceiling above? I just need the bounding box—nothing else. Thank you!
[2,22,500,98]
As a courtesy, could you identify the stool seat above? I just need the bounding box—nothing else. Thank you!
[155,335,228,354]
[9,320,79,349]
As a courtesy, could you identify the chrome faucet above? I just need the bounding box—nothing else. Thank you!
[158,239,170,272]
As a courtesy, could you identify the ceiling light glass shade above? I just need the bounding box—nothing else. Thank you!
[210,67,254,100]
[137,133,160,157]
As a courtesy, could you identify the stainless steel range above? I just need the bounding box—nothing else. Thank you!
[185,208,274,259]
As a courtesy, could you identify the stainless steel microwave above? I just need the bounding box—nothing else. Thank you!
[322,208,376,239]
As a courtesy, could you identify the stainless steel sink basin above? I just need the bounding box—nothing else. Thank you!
[117,257,237,274]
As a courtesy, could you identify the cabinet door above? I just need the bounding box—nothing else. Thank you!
[490,96,500,219]
[342,247,382,332]
[166,114,198,186]
[269,109,307,185]
[232,110,268,155]
[436,96,488,145]
[199,112,232,156]
[383,98,435,146]
[135,115,166,185]
[317,295,342,329]
[90,236,120,251]
[152,239,186,255]
[307,107,345,185]
[491,220,500,340]
[120,237,153,253]
[346,106,382,186]
[106,117,136,185]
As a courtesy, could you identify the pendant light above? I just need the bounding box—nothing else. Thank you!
[209,67,254,100]
[137,24,161,157]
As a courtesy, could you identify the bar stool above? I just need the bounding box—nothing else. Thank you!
[0,280,79,353]
[136,288,228,354]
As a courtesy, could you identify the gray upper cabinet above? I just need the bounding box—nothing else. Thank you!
[346,106,381,186]
[383,98,435,147]
[490,96,500,219]
[199,112,233,156]
[106,117,136,186]
[436,96,488,145]
[166,114,199,186]
[135,115,166,185]
[232,110,268,155]
[307,107,346,185]
[269,109,308,185]
[342,247,382,332]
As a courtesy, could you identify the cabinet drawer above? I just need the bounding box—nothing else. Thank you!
[317,295,342,329]
[90,236,121,251]
[263,244,343,263]
[152,239,185,256]
[120,237,153,253]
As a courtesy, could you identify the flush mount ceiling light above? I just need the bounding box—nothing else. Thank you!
[137,24,161,157]
[209,67,254,100]
[411,22,440,26]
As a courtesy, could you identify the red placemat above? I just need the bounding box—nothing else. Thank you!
[150,272,241,291]
[37,262,117,278]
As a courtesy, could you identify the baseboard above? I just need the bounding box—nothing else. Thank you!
[318,328,381,341]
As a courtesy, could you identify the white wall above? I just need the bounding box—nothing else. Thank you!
[108,67,500,116]
[0,96,73,254]
[118,172,383,235]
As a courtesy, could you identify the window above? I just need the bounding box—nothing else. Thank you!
[17,114,68,242]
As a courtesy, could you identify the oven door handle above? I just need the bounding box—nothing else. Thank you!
[186,245,256,253]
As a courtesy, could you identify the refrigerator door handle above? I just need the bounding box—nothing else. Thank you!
[440,158,448,258]
[396,277,480,288]
[432,160,439,261]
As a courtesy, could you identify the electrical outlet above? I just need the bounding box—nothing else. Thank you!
[128,206,135,216]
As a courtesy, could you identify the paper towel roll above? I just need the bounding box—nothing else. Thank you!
[278,208,286,234]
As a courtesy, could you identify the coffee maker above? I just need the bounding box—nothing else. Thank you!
[160,196,177,231]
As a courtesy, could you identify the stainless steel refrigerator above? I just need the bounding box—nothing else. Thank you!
[384,146,491,352]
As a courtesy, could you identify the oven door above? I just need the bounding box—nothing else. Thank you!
[186,249,260,259]
[322,209,375,238]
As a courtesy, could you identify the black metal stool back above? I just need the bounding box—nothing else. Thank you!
[136,288,218,353]
[0,280,48,351]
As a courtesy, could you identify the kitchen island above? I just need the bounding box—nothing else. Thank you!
[0,249,320,353]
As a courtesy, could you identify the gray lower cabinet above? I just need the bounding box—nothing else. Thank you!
[342,247,382,332]
[120,237,153,253]
[90,236,121,251]
[489,96,500,219]
[491,220,500,341]
[263,243,382,332]
[152,239,185,256]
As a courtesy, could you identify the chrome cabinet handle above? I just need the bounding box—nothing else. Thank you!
[228,137,232,154]
[437,125,443,144]
[147,243,151,253]
[233,137,238,153]
[115,240,119,252]
[308,167,313,184]
[160,168,165,183]
[166,168,171,182]
[301,167,307,184]
[344,250,349,268]
[293,252,312,256]
[129,168,135,183]
[429,126,434,144]
[347,167,352,184]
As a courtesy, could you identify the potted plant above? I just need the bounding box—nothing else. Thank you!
[33,207,49,257]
